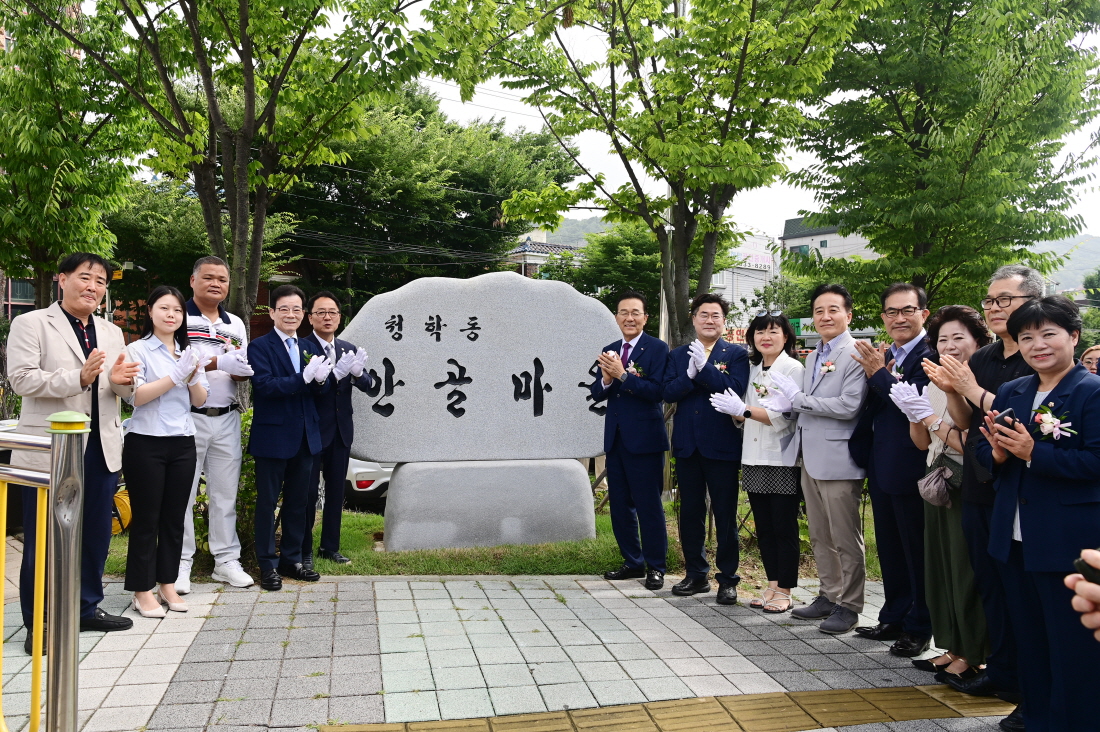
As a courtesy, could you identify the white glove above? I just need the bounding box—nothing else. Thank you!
[769,371,802,401]
[189,353,213,386]
[686,340,705,379]
[760,393,794,414]
[890,381,935,422]
[332,350,356,381]
[217,350,254,377]
[302,354,321,383]
[349,348,368,378]
[710,388,747,416]
[311,356,333,383]
[170,347,198,387]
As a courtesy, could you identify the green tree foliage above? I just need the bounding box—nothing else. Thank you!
[480,0,873,345]
[786,0,1100,326]
[1084,264,1100,300]
[0,9,136,308]
[19,0,464,328]
[540,221,736,335]
[726,272,815,328]
[272,88,579,309]
[1080,307,1100,354]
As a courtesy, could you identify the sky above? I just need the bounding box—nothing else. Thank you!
[420,35,1100,243]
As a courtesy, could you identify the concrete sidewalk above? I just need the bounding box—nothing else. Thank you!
[1,571,1012,732]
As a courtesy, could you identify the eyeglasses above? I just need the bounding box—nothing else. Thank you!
[275,306,303,314]
[882,306,921,319]
[616,310,645,318]
[981,295,1035,310]
[694,313,725,322]
[311,310,341,318]
[755,310,783,318]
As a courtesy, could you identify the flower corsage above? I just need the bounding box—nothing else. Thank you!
[1033,404,1076,440]
[714,361,729,372]
[626,361,644,377]
[819,361,836,376]
[752,381,769,398]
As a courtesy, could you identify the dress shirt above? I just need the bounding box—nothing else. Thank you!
[185,299,247,408]
[602,333,642,388]
[889,329,927,374]
[59,304,100,430]
[124,335,207,437]
[739,352,804,466]
[811,337,836,386]
[275,327,301,373]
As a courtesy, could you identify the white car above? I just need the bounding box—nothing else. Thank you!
[343,457,394,513]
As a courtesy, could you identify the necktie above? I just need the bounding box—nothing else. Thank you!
[621,342,632,365]
[325,344,334,364]
[287,337,300,374]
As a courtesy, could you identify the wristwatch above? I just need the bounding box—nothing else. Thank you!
[927,418,943,433]
[743,408,753,419]
[618,372,628,383]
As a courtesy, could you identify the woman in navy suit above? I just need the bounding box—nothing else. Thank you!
[976,296,1100,732]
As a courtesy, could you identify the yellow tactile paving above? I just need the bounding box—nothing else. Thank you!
[320,686,1016,732]
[717,692,821,732]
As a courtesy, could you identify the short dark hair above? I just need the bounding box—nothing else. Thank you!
[926,305,992,355]
[690,293,729,317]
[306,291,341,313]
[745,313,797,366]
[193,255,229,275]
[880,282,927,310]
[58,252,113,280]
[1006,295,1082,340]
[270,284,306,309]
[810,283,852,312]
[614,290,648,314]
[141,286,190,350]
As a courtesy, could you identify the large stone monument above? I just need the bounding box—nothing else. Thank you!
[340,272,620,551]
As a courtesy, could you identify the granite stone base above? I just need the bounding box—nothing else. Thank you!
[384,459,597,551]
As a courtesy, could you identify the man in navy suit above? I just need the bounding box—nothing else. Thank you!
[248,284,332,591]
[662,293,750,604]
[590,290,670,590]
[850,283,936,655]
[301,291,372,569]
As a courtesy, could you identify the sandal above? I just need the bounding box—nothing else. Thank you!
[762,591,792,614]
[750,587,775,609]
[912,653,954,673]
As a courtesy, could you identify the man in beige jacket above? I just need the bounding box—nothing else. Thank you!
[8,253,141,650]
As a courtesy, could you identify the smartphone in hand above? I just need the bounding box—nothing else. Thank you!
[1074,553,1100,584]
[993,408,1017,430]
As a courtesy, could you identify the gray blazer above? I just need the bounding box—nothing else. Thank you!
[780,330,868,480]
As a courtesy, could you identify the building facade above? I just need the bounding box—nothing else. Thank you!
[778,217,877,260]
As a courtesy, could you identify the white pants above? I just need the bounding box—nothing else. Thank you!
[182,410,243,565]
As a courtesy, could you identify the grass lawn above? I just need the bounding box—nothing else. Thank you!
[106,491,881,585]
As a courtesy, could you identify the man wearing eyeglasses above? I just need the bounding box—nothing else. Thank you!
[919,265,1039,712]
[848,283,935,656]
[248,285,334,591]
[301,291,371,569]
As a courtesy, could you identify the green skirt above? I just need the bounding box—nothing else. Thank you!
[924,494,989,663]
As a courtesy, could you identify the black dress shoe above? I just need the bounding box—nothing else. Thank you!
[80,608,133,632]
[912,657,951,672]
[317,548,352,564]
[934,666,980,685]
[260,569,283,591]
[671,577,711,596]
[24,632,45,656]
[998,706,1025,732]
[854,621,904,641]
[945,668,997,697]
[644,570,664,590]
[604,564,646,581]
[889,633,931,657]
[278,561,320,582]
[716,584,738,605]
[302,552,314,572]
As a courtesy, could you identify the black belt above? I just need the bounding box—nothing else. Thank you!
[191,404,238,417]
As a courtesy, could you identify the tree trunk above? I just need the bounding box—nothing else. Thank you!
[33,261,54,310]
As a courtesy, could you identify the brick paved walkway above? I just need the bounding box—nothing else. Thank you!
[1,572,1011,731]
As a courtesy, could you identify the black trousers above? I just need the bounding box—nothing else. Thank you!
[122,433,196,592]
[606,432,667,572]
[254,434,313,572]
[747,490,800,589]
[869,481,932,637]
[20,432,118,627]
[303,439,351,555]
[962,500,1018,692]
[676,451,740,585]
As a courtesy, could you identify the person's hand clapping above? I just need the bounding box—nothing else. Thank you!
[1065,549,1100,642]
[349,348,369,378]
[302,354,322,383]
[189,353,213,386]
[922,358,956,394]
[332,350,356,381]
[217,350,254,377]
[597,351,625,382]
[890,381,934,422]
[311,355,333,383]
[710,388,747,417]
[686,340,707,379]
[760,393,793,414]
[80,348,107,387]
[170,347,198,387]
[769,371,802,401]
[938,354,975,394]
[852,340,888,378]
[108,352,142,386]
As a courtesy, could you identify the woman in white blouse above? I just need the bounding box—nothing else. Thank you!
[123,286,209,618]
[711,313,805,612]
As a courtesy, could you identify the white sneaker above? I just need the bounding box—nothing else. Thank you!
[176,560,193,595]
[211,560,254,588]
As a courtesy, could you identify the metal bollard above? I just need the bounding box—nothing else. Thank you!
[44,411,89,732]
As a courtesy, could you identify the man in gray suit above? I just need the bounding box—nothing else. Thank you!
[761,284,869,634]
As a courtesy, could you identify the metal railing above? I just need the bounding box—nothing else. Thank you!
[0,411,90,732]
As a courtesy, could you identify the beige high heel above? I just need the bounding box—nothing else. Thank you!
[132,595,166,619]
[156,589,188,613]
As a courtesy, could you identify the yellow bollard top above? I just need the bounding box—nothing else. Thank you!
[45,410,91,434]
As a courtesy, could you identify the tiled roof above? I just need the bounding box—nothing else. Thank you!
[508,240,581,255]
[780,216,838,240]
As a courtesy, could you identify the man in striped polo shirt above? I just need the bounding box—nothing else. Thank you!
[177,256,256,592]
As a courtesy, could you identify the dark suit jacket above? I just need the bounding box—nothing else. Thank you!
[662,339,750,461]
[589,332,670,455]
[305,333,373,449]
[851,337,935,494]
[975,364,1100,572]
[247,329,328,459]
